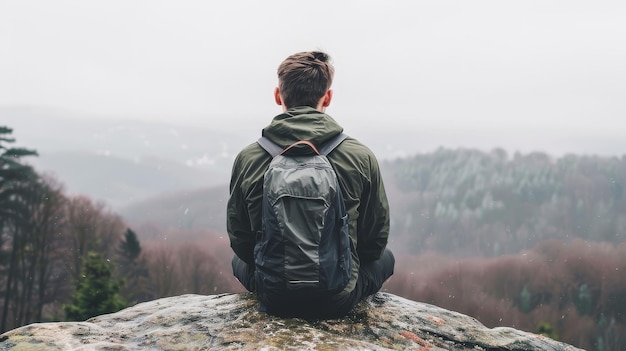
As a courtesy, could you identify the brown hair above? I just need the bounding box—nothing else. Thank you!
[277,51,334,109]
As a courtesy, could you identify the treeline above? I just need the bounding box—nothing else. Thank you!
[384,147,626,256]
[385,239,626,351]
[0,126,236,332]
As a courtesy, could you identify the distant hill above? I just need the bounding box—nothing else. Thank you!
[1,105,248,209]
[30,151,226,209]
[382,148,626,256]
[119,184,228,236]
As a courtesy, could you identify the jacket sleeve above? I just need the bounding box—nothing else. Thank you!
[227,153,255,265]
[357,154,390,262]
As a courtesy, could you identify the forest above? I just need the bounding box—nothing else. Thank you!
[1,125,625,351]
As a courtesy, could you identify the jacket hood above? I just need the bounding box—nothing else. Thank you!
[262,106,344,149]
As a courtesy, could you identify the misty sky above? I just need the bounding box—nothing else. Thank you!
[1,1,625,156]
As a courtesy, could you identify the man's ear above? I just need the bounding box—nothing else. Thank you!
[321,89,333,107]
[274,87,282,106]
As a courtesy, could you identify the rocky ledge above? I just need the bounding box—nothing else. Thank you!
[0,292,582,350]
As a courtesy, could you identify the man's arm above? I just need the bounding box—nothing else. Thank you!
[357,154,390,262]
[227,153,255,265]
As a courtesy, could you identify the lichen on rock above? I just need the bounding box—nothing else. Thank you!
[0,292,583,351]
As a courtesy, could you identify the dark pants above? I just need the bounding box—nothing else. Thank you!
[232,248,395,319]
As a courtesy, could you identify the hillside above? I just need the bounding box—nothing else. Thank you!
[382,148,626,256]
[2,106,242,209]
[31,152,226,210]
[119,184,228,235]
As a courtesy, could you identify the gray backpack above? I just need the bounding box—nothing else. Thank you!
[254,133,352,303]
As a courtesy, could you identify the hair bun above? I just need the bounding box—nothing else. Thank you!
[311,51,328,62]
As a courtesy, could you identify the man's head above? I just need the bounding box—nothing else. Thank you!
[275,51,334,111]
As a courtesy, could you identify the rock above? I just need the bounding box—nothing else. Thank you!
[0,292,583,350]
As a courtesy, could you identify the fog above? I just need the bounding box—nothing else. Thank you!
[2,1,625,156]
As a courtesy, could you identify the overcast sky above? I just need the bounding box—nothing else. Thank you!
[1,1,625,156]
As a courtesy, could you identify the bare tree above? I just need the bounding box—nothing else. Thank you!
[64,196,124,282]
[177,243,219,294]
[0,177,67,331]
[144,244,179,298]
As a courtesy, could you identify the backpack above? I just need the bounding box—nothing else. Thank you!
[254,133,352,304]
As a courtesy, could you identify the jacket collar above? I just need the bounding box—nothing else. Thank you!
[262,106,344,148]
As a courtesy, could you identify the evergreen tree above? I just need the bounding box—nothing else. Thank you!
[64,251,126,321]
[119,228,141,261]
[0,126,38,221]
[117,228,152,303]
[0,125,40,331]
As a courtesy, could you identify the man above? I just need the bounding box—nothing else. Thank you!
[227,51,394,319]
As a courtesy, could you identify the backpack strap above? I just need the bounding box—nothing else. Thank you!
[257,133,348,157]
[257,137,283,157]
[319,133,348,156]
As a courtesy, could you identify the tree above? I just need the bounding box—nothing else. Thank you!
[119,229,141,262]
[177,243,220,294]
[0,125,38,238]
[0,125,40,331]
[144,244,179,298]
[117,229,152,304]
[64,251,126,321]
[64,196,125,282]
[0,177,70,331]
[0,126,38,215]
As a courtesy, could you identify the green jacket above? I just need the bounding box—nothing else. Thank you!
[227,106,390,297]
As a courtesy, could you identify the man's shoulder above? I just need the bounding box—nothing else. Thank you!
[328,136,383,178]
[231,141,270,171]
[336,136,378,160]
[236,141,267,159]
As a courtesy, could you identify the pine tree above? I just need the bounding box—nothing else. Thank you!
[0,125,40,331]
[117,228,152,303]
[0,126,38,222]
[64,251,126,321]
[119,228,141,261]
